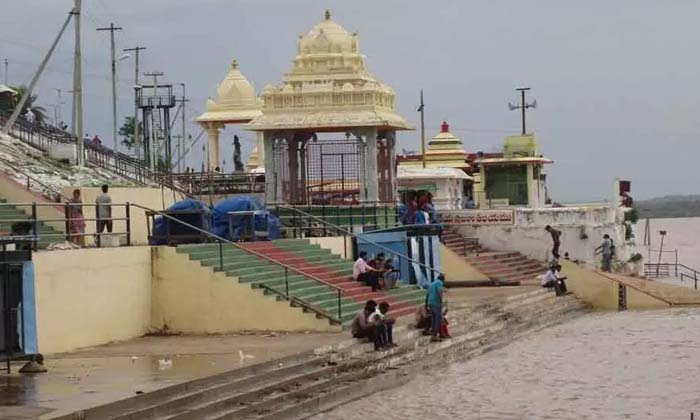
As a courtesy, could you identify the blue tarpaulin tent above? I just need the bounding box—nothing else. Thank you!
[211,196,280,241]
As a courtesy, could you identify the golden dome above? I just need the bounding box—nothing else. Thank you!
[298,10,358,55]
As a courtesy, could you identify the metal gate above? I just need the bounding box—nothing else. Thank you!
[307,140,362,205]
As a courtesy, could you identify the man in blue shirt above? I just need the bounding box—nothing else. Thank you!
[427,274,445,342]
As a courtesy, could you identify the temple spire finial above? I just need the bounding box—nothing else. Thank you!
[441,120,449,133]
[231,59,239,69]
[324,10,331,20]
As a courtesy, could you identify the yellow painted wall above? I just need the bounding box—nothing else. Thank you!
[33,247,152,354]
[561,261,619,310]
[64,186,187,246]
[440,244,489,283]
[626,286,671,309]
[561,261,669,310]
[310,236,353,260]
[151,246,339,333]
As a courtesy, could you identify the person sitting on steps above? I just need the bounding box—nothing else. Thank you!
[369,301,397,348]
[351,300,383,351]
[541,263,569,296]
[352,251,381,292]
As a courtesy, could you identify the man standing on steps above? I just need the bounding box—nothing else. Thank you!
[95,184,113,236]
[595,234,614,272]
[545,225,562,260]
[427,274,445,342]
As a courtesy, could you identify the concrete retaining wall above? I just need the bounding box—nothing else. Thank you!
[33,247,152,354]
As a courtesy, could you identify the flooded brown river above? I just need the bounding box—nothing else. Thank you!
[313,308,700,419]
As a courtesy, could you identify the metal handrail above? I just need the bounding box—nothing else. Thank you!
[278,205,444,278]
[134,203,345,323]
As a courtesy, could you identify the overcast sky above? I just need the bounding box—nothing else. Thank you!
[3,0,700,202]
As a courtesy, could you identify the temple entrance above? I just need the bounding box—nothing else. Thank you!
[272,137,394,205]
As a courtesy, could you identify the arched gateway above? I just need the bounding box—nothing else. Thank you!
[198,11,411,205]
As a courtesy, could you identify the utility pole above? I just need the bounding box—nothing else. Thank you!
[508,87,537,135]
[417,89,426,168]
[123,46,146,159]
[53,88,64,126]
[2,10,74,135]
[176,82,189,173]
[3,59,7,85]
[96,23,123,153]
[144,71,163,172]
[71,0,84,165]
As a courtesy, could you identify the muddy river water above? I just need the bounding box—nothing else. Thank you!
[313,308,700,419]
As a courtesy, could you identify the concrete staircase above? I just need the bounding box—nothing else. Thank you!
[177,239,426,325]
[441,227,486,255]
[443,227,548,285]
[52,288,587,420]
[0,198,63,249]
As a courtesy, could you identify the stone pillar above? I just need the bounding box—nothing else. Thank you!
[386,131,397,203]
[263,132,276,204]
[526,163,534,208]
[256,131,265,170]
[299,138,308,204]
[288,136,299,204]
[364,128,379,203]
[205,122,222,171]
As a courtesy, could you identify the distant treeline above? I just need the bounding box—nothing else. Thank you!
[636,195,700,219]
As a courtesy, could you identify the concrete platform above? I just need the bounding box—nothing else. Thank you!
[606,273,700,306]
[0,332,344,420]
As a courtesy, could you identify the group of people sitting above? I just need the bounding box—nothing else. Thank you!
[353,251,399,292]
[351,300,397,351]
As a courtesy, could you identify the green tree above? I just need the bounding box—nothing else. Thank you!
[0,85,48,124]
[118,116,143,150]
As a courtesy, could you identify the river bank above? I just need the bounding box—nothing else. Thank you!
[315,307,700,419]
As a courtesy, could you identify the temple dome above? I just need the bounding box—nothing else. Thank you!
[197,59,262,124]
[298,10,358,55]
[212,60,257,109]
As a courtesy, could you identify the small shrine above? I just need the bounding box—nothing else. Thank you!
[399,121,469,170]
[245,10,412,205]
[196,60,263,171]
[471,133,552,208]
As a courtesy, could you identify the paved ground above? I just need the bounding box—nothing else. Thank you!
[0,286,534,420]
[0,332,344,420]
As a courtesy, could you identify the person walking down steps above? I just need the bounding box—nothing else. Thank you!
[545,225,562,260]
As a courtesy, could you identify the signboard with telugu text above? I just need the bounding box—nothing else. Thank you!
[438,209,515,225]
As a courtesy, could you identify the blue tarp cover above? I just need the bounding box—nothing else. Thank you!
[211,196,280,241]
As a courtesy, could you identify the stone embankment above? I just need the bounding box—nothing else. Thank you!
[52,288,586,420]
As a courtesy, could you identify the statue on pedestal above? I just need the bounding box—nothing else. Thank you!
[233,135,245,172]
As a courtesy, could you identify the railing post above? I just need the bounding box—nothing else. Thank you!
[63,202,70,243]
[125,202,132,246]
[675,250,678,277]
[219,240,224,271]
[337,289,342,321]
[31,202,38,251]
[322,205,327,237]
[285,267,289,297]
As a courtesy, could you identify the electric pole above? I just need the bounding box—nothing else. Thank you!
[71,0,84,165]
[417,89,426,168]
[176,82,189,173]
[96,23,123,153]
[508,87,537,135]
[144,71,163,172]
[53,88,64,126]
[123,46,146,159]
[3,59,7,85]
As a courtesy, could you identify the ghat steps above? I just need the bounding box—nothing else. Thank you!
[177,239,426,325]
[51,288,586,420]
[443,226,548,285]
[0,197,63,249]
